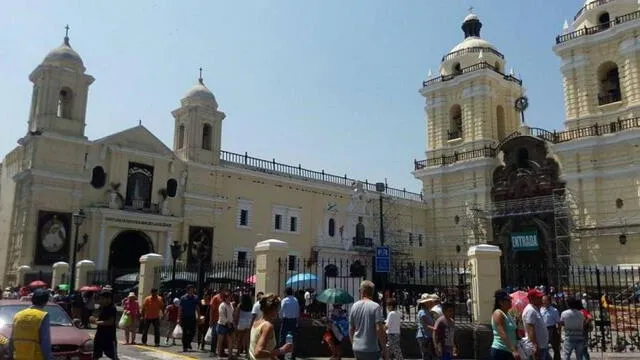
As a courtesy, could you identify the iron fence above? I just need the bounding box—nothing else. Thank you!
[152,260,256,296]
[277,256,471,322]
[23,270,53,287]
[504,263,640,353]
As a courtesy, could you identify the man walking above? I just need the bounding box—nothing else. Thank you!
[9,288,52,360]
[349,280,387,360]
[141,288,164,347]
[279,287,299,360]
[523,289,549,360]
[178,285,200,352]
[541,295,561,360]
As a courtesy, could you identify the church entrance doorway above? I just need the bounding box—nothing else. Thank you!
[108,230,154,281]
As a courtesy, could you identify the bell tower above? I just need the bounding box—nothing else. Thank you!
[554,0,640,129]
[172,69,226,165]
[28,26,94,138]
[420,12,523,158]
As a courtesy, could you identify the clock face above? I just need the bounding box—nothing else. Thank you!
[41,219,66,253]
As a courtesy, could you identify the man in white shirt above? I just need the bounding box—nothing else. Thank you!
[522,289,549,360]
[541,295,561,360]
[251,291,264,327]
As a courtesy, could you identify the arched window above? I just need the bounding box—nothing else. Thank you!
[517,148,530,169]
[597,62,621,105]
[57,88,73,118]
[328,218,336,237]
[448,105,463,140]
[202,124,212,150]
[452,62,462,75]
[178,125,185,149]
[598,12,610,30]
[496,105,506,140]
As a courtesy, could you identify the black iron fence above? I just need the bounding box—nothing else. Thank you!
[277,257,471,322]
[504,264,640,353]
[23,270,53,287]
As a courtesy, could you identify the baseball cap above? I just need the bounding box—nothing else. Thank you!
[527,289,544,298]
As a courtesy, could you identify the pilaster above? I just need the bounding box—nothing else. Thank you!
[468,244,502,324]
[254,239,289,296]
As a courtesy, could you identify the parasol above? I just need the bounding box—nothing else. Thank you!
[28,280,47,288]
[316,288,354,305]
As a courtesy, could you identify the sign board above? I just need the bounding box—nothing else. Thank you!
[375,246,390,273]
[510,231,539,252]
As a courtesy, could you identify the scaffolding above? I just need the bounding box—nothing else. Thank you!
[465,188,581,287]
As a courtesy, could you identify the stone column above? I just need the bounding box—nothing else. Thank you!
[138,253,163,306]
[254,239,289,296]
[51,262,69,289]
[163,230,174,266]
[16,265,31,286]
[96,222,107,270]
[75,260,95,291]
[467,244,502,324]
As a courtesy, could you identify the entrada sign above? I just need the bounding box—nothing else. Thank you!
[511,231,539,251]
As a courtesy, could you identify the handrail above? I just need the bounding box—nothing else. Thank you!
[423,61,522,88]
[574,0,614,21]
[557,10,640,44]
[441,46,504,62]
[414,116,640,170]
[219,150,424,201]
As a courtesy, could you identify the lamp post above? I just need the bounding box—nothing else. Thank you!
[69,209,86,293]
[169,240,187,282]
[374,182,387,315]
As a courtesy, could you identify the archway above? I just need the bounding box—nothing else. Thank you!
[108,230,154,277]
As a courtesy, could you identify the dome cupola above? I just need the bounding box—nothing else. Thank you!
[462,12,482,38]
[181,68,218,109]
[42,25,85,71]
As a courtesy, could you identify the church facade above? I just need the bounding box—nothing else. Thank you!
[0,33,427,284]
[414,0,640,283]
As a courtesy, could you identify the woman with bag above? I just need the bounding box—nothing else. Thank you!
[490,290,520,360]
[121,292,140,345]
[217,291,235,358]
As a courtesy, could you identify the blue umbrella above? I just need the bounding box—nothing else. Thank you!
[285,273,317,286]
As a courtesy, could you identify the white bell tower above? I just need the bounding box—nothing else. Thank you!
[28,25,94,138]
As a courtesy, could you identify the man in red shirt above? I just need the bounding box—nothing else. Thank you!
[209,288,228,355]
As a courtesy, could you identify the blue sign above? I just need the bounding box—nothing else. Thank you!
[375,246,390,273]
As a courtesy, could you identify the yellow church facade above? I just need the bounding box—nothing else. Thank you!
[0,32,428,284]
[414,0,640,284]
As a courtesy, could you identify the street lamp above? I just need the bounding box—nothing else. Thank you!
[374,182,387,315]
[69,209,86,292]
[170,240,187,282]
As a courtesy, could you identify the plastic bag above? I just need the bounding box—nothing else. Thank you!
[118,313,131,329]
[517,338,534,360]
[204,326,213,344]
[172,324,183,339]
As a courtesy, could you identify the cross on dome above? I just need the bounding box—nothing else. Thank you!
[198,67,204,85]
[64,24,71,46]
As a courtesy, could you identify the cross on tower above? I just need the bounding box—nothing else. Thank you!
[468,6,474,13]
[199,67,203,80]
[65,24,70,37]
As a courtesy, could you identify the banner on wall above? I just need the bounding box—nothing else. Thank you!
[510,231,539,252]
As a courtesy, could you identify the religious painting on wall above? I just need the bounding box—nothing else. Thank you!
[35,211,71,265]
[187,226,213,268]
[125,162,154,209]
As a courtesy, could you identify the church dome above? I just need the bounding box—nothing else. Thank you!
[42,36,84,70]
[448,37,497,55]
[182,77,218,109]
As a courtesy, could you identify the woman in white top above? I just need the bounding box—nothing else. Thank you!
[216,292,235,358]
[385,298,404,360]
[234,293,254,357]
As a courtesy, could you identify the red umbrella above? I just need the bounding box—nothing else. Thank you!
[510,290,529,313]
[28,280,47,288]
[245,275,256,285]
[80,285,101,292]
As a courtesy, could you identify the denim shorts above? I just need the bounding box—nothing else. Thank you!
[216,323,234,335]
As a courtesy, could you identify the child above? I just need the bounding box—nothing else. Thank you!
[91,290,118,360]
[433,302,457,360]
[385,298,404,360]
[165,298,180,346]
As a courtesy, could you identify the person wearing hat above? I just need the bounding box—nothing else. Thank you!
[122,291,140,344]
[9,288,52,360]
[428,294,443,319]
[522,289,548,360]
[416,294,436,360]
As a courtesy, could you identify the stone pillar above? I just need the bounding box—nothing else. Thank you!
[468,244,502,324]
[254,239,289,296]
[96,222,107,270]
[16,265,31,286]
[51,262,69,289]
[138,253,163,306]
[75,260,95,291]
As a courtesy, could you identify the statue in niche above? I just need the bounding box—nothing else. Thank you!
[355,216,365,241]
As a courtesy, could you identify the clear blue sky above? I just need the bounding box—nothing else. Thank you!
[0,0,580,193]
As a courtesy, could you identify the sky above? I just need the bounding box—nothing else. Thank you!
[0,0,581,193]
